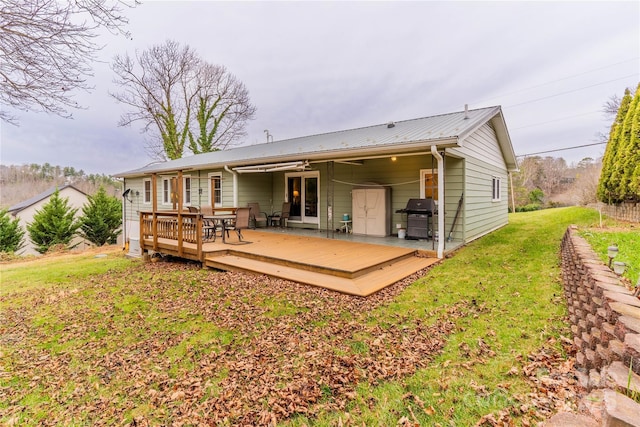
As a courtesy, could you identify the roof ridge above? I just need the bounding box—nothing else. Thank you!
[264,106,501,144]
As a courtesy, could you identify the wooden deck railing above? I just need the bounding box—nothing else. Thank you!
[140,211,204,260]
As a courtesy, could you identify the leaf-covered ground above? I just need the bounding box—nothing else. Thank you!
[3,207,608,426]
[1,259,470,426]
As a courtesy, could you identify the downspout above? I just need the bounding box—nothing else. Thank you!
[224,165,238,207]
[431,146,445,259]
[122,178,127,250]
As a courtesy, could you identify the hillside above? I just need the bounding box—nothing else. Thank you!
[0,164,120,209]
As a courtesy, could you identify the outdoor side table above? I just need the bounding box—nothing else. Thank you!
[339,220,352,233]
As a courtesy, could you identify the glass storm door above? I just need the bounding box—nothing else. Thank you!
[286,173,319,224]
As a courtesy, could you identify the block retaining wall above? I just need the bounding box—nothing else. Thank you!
[561,226,640,375]
[550,226,640,426]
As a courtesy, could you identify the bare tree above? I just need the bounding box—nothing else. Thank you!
[111,40,256,160]
[602,94,621,120]
[0,0,135,124]
[111,40,200,160]
[188,64,257,154]
[571,159,601,205]
[596,93,624,143]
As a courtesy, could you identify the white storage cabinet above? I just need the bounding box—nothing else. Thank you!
[352,187,391,237]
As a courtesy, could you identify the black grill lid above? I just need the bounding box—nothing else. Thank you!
[400,198,435,213]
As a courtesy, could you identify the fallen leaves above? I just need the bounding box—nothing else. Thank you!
[1,259,459,425]
[475,335,584,426]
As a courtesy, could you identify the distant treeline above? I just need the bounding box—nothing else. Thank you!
[0,163,121,209]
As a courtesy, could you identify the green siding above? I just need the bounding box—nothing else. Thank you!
[449,122,509,242]
[121,121,509,246]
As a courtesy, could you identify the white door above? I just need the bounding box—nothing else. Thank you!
[285,172,319,224]
[352,189,367,235]
[352,188,388,236]
[365,189,385,236]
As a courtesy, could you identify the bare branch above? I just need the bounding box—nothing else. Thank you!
[0,0,136,124]
[111,40,256,160]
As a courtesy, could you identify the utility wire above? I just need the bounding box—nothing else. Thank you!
[517,142,607,157]
[506,74,637,108]
[511,111,600,130]
[472,57,639,105]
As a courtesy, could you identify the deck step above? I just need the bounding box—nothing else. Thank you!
[205,254,437,296]
[206,248,416,278]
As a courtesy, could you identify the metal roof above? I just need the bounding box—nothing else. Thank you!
[8,184,87,215]
[116,106,516,177]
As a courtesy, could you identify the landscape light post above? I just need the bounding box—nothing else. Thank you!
[613,261,626,276]
[607,244,619,268]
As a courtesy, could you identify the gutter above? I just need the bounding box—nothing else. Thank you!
[223,165,238,207]
[114,138,460,178]
[431,145,445,259]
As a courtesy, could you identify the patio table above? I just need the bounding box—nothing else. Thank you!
[205,214,236,243]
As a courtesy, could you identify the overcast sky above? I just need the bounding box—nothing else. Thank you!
[1,1,638,175]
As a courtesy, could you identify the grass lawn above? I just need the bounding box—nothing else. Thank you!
[579,224,640,287]
[0,207,614,426]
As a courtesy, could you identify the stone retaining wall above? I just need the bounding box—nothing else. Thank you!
[593,202,640,223]
[560,226,640,375]
[547,226,640,426]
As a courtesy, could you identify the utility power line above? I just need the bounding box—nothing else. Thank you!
[511,110,600,130]
[506,74,637,108]
[472,57,639,105]
[517,142,607,157]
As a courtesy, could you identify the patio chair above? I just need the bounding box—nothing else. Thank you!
[226,207,251,243]
[199,205,218,241]
[247,202,268,228]
[269,202,290,228]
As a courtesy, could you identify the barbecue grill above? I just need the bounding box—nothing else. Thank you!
[396,198,436,239]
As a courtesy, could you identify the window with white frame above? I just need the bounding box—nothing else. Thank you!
[492,176,501,201]
[162,178,171,204]
[184,176,191,205]
[143,179,151,204]
[209,173,222,206]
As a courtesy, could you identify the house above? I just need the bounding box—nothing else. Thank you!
[115,105,518,259]
[7,184,89,255]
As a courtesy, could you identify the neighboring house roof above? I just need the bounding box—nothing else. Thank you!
[116,106,517,178]
[7,184,87,215]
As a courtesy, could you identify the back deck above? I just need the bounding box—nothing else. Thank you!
[142,229,439,296]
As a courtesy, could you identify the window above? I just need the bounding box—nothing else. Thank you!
[492,176,501,201]
[162,178,171,204]
[184,176,191,205]
[210,173,222,207]
[143,179,151,204]
[420,169,438,200]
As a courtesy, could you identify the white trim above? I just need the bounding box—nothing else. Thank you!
[142,178,151,204]
[161,177,171,205]
[284,171,320,225]
[419,168,439,200]
[208,172,222,207]
[183,175,192,206]
[492,176,502,202]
